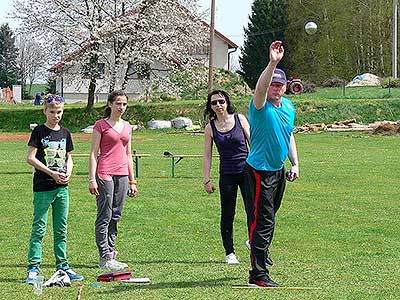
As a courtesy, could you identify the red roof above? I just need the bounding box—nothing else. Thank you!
[49,42,92,72]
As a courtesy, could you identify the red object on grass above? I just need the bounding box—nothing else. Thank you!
[97,270,132,282]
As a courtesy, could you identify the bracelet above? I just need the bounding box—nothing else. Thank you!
[129,179,137,185]
[204,180,211,185]
[89,178,96,183]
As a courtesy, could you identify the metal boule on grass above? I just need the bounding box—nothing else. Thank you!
[305,21,318,35]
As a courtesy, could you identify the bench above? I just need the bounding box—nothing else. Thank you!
[73,152,151,178]
[163,152,219,178]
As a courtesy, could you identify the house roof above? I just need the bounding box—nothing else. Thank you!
[201,21,238,49]
[49,4,238,72]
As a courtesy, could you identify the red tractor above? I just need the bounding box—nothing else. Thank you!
[286,77,304,94]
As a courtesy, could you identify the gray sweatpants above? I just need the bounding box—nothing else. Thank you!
[95,175,128,259]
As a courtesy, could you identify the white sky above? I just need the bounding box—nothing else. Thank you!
[0,0,18,28]
[198,0,252,48]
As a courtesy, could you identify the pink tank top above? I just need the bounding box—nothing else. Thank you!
[94,119,131,176]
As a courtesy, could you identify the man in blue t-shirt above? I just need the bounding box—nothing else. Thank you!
[246,41,299,287]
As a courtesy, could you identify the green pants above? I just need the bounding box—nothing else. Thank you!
[27,186,69,270]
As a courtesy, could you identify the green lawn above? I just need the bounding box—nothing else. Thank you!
[289,86,400,100]
[0,130,399,299]
[24,84,47,100]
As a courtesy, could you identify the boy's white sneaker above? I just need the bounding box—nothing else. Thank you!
[26,267,40,285]
[225,253,240,265]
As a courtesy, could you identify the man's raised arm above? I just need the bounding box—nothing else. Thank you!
[253,41,285,109]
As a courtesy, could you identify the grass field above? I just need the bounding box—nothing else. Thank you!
[2,87,400,133]
[290,85,400,100]
[0,130,399,299]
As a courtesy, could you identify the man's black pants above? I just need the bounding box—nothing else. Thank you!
[245,163,286,278]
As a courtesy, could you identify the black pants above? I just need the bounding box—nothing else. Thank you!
[245,163,286,278]
[219,172,247,255]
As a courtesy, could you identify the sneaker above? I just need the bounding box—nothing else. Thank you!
[248,273,279,287]
[44,269,71,287]
[99,257,128,270]
[245,240,274,266]
[26,267,40,285]
[225,253,240,265]
[63,268,84,281]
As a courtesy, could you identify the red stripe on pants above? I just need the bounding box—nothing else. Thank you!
[249,169,261,268]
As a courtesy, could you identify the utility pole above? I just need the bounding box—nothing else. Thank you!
[393,0,398,78]
[207,0,216,93]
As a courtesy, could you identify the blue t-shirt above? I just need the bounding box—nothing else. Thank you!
[246,97,295,171]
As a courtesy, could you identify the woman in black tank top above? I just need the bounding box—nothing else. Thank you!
[203,90,250,265]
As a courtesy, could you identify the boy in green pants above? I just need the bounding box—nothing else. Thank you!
[25,94,83,284]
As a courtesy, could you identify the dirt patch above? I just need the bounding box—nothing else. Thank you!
[0,133,31,142]
[0,133,151,142]
[72,134,92,142]
[372,123,400,135]
[0,133,94,142]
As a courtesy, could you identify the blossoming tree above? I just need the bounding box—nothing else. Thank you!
[13,0,207,107]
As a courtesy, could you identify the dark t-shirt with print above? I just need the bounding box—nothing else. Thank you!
[28,124,74,192]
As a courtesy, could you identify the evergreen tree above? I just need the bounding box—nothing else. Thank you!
[240,0,288,89]
[45,77,56,94]
[285,0,393,83]
[0,23,18,88]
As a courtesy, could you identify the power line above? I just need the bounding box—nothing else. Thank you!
[227,17,319,38]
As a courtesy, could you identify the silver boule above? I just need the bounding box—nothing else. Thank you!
[305,21,318,35]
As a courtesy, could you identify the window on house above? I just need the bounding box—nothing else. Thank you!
[82,63,105,79]
[97,63,105,79]
[126,61,151,80]
[188,45,209,55]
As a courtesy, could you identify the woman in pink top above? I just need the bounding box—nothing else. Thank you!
[89,90,138,270]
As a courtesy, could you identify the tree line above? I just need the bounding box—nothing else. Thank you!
[3,0,395,102]
[240,0,395,88]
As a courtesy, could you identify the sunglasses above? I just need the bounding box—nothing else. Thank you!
[46,96,64,103]
[210,99,226,106]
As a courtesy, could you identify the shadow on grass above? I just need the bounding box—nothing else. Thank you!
[74,172,202,179]
[0,263,97,269]
[99,276,238,294]
[0,171,32,175]
[0,263,27,268]
[126,259,225,265]
[0,278,26,283]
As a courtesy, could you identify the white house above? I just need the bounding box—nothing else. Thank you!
[49,17,238,103]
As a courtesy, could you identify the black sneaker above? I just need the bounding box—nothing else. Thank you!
[248,274,279,287]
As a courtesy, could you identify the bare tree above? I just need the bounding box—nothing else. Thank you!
[15,34,48,98]
[12,0,136,108]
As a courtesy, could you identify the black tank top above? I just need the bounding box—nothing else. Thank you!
[210,114,248,174]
